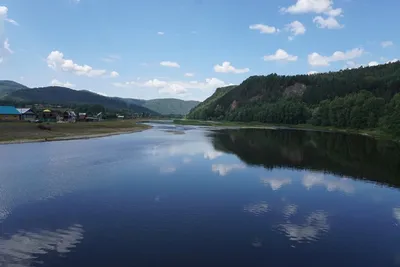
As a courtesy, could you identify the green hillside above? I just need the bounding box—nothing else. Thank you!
[0,80,28,98]
[187,85,236,119]
[5,86,157,114]
[187,62,400,136]
[0,81,198,115]
[142,98,199,115]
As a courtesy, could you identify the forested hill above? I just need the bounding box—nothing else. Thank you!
[187,62,400,136]
[0,81,199,115]
[5,86,157,114]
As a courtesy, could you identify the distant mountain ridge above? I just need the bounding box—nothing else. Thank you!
[0,81,200,115]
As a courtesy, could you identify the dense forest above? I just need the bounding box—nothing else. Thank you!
[188,62,400,136]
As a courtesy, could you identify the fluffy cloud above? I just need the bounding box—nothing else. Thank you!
[308,71,318,75]
[157,31,165,35]
[0,6,18,26]
[249,24,279,34]
[47,51,108,77]
[381,41,394,48]
[285,21,306,40]
[4,38,12,54]
[50,79,76,88]
[281,0,342,16]
[184,73,194,77]
[308,48,364,67]
[214,61,250,74]
[313,16,343,29]
[368,61,379,67]
[264,49,298,62]
[281,1,344,30]
[160,61,180,68]
[110,71,119,78]
[0,6,18,63]
[113,77,229,96]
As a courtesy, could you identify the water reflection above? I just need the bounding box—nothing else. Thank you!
[243,202,269,216]
[210,129,400,188]
[261,177,292,191]
[393,208,400,224]
[303,173,354,193]
[211,164,246,176]
[0,224,84,266]
[278,211,330,243]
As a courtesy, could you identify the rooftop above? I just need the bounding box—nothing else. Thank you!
[0,106,20,115]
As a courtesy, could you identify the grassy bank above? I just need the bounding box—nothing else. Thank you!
[0,120,151,144]
[173,119,397,141]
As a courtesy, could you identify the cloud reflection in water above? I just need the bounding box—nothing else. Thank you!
[0,224,84,266]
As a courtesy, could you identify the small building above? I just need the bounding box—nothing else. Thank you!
[63,111,77,122]
[42,109,60,122]
[0,106,20,121]
[17,108,36,121]
[78,113,87,121]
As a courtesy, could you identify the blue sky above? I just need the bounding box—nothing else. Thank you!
[0,0,399,101]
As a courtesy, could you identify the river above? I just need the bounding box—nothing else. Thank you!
[1,123,400,267]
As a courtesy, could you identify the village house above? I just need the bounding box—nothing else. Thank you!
[17,108,36,121]
[63,111,77,122]
[0,106,21,121]
[78,113,87,121]
[41,109,61,122]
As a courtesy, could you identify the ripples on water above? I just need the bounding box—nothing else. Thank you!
[1,124,400,266]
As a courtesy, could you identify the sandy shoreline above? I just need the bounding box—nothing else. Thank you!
[0,127,151,145]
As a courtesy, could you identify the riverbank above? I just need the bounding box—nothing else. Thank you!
[0,120,152,144]
[173,119,397,141]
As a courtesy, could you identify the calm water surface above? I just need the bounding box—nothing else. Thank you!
[1,123,400,267]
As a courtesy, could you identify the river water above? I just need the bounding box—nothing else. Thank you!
[1,123,400,267]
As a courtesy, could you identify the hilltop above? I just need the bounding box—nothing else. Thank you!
[187,62,400,136]
[0,82,199,115]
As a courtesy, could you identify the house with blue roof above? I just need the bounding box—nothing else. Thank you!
[0,106,21,121]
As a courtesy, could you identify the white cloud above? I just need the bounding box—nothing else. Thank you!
[285,21,306,40]
[0,6,18,27]
[313,16,343,29]
[50,79,76,88]
[101,54,120,63]
[368,61,379,67]
[249,24,279,34]
[184,73,194,77]
[261,177,292,190]
[212,164,246,176]
[214,61,250,74]
[381,41,394,48]
[160,61,180,68]
[113,77,229,96]
[47,51,108,77]
[281,0,342,16]
[308,71,318,75]
[110,71,119,78]
[4,38,12,54]
[264,49,298,62]
[281,1,344,30]
[387,59,399,64]
[308,48,364,67]
[157,31,165,35]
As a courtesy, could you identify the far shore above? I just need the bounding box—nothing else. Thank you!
[172,119,399,142]
[0,120,152,145]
